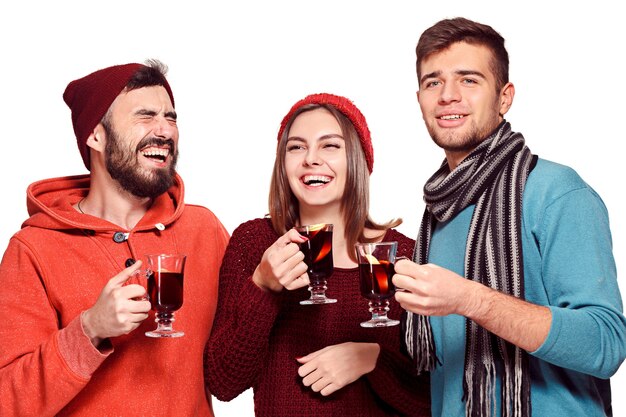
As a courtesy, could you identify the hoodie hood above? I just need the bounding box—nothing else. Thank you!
[23,173,185,232]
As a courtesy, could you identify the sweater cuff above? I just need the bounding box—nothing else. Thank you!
[56,314,112,380]
[530,305,561,357]
[243,275,284,315]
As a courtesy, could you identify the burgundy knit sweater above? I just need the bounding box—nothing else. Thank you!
[205,218,430,416]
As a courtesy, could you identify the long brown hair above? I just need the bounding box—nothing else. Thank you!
[268,103,400,261]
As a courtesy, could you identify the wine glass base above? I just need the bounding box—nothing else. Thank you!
[145,330,185,338]
[300,297,337,305]
[360,318,400,328]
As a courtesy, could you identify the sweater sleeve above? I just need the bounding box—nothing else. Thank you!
[0,237,110,417]
[530,186,626,378]
[365,229,431,416]
[204,219,284,401]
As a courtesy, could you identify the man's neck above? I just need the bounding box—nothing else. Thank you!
[81,172,152,230]
[444,150,471,171]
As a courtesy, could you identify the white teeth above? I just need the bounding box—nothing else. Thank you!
[141,147,170,158]
[440,114,463,120]
[303,175,331,186]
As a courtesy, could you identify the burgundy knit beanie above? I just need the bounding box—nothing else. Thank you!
[63,63,175,170]
[277,93,374,173]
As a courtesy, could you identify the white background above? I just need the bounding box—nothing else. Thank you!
[2,1,624,416]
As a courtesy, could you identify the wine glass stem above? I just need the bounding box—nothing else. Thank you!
[369,299,390,320]
[156,312,175,331]
[309,279,328,299]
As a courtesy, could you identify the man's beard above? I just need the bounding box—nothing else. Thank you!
[429,129,482,153]
[427,118,496,154]
[426,100,503,154]
[104,124,178,199]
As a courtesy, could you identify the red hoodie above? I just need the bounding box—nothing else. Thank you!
[0,174,229,417]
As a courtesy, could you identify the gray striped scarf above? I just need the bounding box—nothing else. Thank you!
[402,121,535,417]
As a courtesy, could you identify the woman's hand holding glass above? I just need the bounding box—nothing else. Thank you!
[252,229,310,292]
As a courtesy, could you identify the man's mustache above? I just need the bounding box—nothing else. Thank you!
[136,138,175,152]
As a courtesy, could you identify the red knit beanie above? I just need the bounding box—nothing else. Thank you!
[277,93,374,173]
[63,63,175,170]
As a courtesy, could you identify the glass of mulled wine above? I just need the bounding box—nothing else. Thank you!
[144,254,186,338]
[355,242,400,327]
[296,223,336,305]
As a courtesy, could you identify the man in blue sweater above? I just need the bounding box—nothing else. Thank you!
[394,17,626,417]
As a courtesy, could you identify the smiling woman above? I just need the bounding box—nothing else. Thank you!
[285,108,348,213]
[203,93,431,417]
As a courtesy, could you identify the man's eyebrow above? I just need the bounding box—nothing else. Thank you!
[134,109,178,120]
[420,70,441,85]
[420,69,487,85]
[135,109,157,116]
[456,69,487,79]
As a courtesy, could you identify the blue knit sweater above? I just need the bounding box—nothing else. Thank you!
[426,158,626,416]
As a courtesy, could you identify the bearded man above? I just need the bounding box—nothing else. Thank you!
[0,60,229,416]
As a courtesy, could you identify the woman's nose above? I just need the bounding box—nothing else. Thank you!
[304,149,322,166]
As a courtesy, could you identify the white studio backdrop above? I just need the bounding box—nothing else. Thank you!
[2,1,624,416]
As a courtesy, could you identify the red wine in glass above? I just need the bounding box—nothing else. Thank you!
[355,242,400,327]
[359,260,396,300]
[148,271,184,312]
[296,223,336,305]
[144,254,186,338]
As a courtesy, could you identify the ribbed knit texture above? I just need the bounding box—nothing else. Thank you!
[205,218,430,416]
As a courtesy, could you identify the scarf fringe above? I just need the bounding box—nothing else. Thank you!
[402,121,534,417]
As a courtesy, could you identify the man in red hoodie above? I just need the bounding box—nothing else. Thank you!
[0,60,229,416]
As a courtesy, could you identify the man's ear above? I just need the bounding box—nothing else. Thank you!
[86,123,106,152]
[499,82,515,116]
